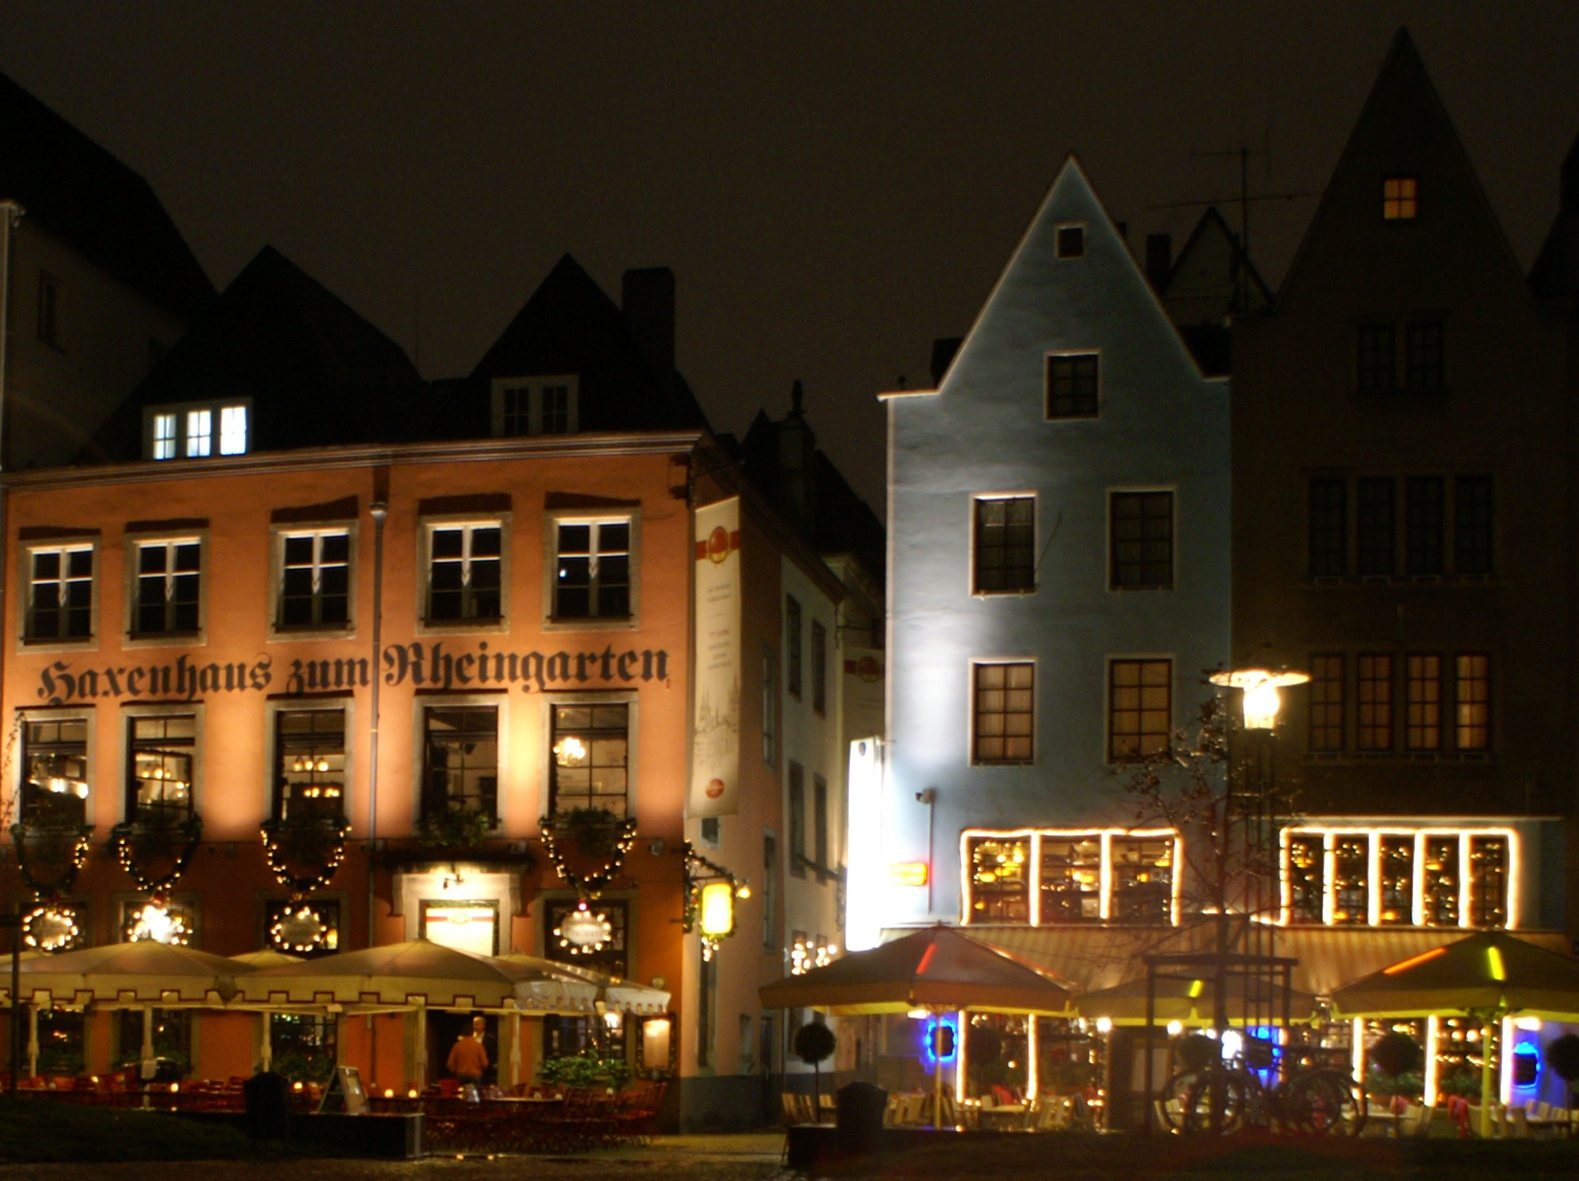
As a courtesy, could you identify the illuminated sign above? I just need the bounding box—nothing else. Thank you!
[889,862,929,887]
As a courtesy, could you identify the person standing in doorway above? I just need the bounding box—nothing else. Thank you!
[447,1017,489,1089]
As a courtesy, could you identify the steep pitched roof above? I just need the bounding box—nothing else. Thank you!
[83,246,422,462]
[466,254,711,435]
[0,69,214,320]
[1159,206,1272,376]
[1530,131,1579,304]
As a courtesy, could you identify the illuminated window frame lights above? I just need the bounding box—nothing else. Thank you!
[1278,825,1519,928]
[959,827,1182,926]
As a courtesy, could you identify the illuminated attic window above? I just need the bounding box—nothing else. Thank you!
[1383,176,1418,221]
[145,401,250,460]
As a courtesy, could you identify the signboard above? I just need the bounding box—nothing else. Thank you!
[319,1065,368,1115]
[690,498,741,817]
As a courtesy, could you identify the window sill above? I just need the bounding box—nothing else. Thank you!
[124,630,205,649]
[20,635,97,652]
[417,617,508,637]
[271,623,356,643]
[1304,751,1492,764]
[542,614,638,633]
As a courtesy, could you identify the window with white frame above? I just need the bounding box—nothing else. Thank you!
[551,518,631,620]
[1281,827,1512,928]
[278,528,352,630]
[127,713,196,823]
[425,522,503,624]
[132,538,201,637]
[145,401,249,460]
[20,715,89,827]
[965,829,1178,926]
[974,496,1036,594]
[25,543,95,642]
[492,376,578,436]
[972,662,1034,764]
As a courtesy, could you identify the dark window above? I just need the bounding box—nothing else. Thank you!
[1040,837,1102,922]
[1357,324,1396,393]
[973,662,1034,764]
[134,540,201,635]
[1405,477,1444,575]
[813,774,828,873]
[548,703,628,816]
[422,706,498,822]
[762,833,778,949]
[700,816,720,846]
[1405,654,1442,751]
[762,647,777,766]
[117,1009,191,1071]
[1454,476,1493,576]
[1108,659,1170,762]
[974,496,1036,593]
[127,714,195,822]
[500,385,530,435]
[26,546,94,641]
[1056,225,1085,259]
[1383,176,1418,220]
[37,272,59,348]
[1308,653,1344,752]
[1405,321,1444,391]
[1454,654,1491,751]
[968,836,1029,922]
[1355,478,1395,576]
[788,762,805,875]
[1110,491,1173,590]
[427,524,502,623]
[275,709,346,820]
[21,717,88,827]
[1046,353,1099,418]
[1308,479,1347,577]
[540,383,573,433]
[279,530,350,628]
[810,621,827,716]
[786,597,802,699]
[1356,654,1392,751]
[553,520,631,619]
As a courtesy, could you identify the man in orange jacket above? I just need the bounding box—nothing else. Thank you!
[447,1024,489,1087]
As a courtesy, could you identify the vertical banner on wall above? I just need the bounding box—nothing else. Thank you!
[690,497,741,817]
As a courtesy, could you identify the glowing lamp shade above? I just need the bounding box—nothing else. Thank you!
[642,1018,672,1071]
[1209,668,1310,731]
[889,862,929,887]
[699,880,736,939]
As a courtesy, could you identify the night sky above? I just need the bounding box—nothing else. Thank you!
[3,3,1578,511]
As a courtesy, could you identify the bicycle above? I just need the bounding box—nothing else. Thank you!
[1159,1037,1366,1135]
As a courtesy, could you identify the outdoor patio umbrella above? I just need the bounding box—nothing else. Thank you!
[1074,972,1319,1026]
[759,925,1074,1126]
[1330,929,1579,1137]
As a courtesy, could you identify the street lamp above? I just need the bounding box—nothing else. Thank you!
[1207,668,1310,731]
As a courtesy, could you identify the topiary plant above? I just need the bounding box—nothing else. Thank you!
[794,1020,837,1112]
[1369,1030,1424,1079]
[1547,1033,1579,1109]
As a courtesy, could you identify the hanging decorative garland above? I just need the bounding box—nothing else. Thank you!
[10,822,92,901]
[260,815,352,898]
[539,811,638,898]
[271,904,336,954]
[110,816,204,896]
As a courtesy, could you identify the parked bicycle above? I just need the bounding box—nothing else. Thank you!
[1159,1036,1366,1135]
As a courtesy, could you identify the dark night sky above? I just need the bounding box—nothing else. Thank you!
[3,3,1578,511]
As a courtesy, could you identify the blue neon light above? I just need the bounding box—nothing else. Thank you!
[921,1016,957,1065]
[1513,1040,1540,1089]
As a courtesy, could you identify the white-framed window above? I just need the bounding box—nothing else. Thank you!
[423,520,505,625]
[269,702,350,821]
[18,710,93,828]
[963,828,1180,926]
[23,541,96,643]
[548,514,635,623]
[274,526,354,631]
[547,696,632,817]
[144,400,250,460]
[122,705,203,825]
[1282,826,1513,929]
[971,661,1034,765]
[129,536,203,638]
[1045,351,1099,419]
[1109,489,1174,590]
[491,375,579,436]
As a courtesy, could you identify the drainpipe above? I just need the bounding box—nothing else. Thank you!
[367,500,388,946]
[0,202,22,1101]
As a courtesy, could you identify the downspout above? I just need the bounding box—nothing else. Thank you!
[367,499,388,945]
[0,201,23,1101]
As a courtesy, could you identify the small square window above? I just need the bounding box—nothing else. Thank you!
[1046,353,1099,419]
[1056,224,1086,259]
[1383,176,1418,220]
[492,376,579,436]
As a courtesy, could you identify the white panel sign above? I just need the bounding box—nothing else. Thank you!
[690,498,741,816]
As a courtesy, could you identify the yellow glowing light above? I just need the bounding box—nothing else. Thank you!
[408,1088,419,1099]
[889,862,929,887]
[384,1088,394,1098]
[553,736,588,766]
[699,880,735,939]
[1385,946,1447,975]
[1487,946,1506,982]
[1209,668,1310,730]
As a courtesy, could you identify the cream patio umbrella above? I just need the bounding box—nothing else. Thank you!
[1074,972,1319,1027]
[1330,930,1579,1137]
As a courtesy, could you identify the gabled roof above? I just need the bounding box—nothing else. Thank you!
[0,69,214,320]
[82,246,422,462]
[465,254,711,436]
[1530,131,1579,304]
[1159,207,1273,377]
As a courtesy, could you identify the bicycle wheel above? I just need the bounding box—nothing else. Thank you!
[1182,1067,1252,1134]
[1283,1069,1365,1135]
[1157,1070,1201,1132]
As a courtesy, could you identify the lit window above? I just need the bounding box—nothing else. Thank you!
[275,709,346,820]
[1040,836,1101,921]
[1422,834,1459,926]
[964,828,1179,926]
[1108,659,1170,762]
[153,414,177,460]
[552,519,630,620]
[1383,176,1418,220]
[1405,654,1441,751]
[422,705,498,823]
[973,662,1034,764]
[1332,835,1369,924]
[1110,491,1173,590]
[1286,834,1325,922]
[968,836,1030,922]
[128,714,195,822]
[548,702,628,816]
[219,405,249,455]
[1308,654,1344,752]
[145,401,249,461]
[21,717,88,827]
[1356,654,1392,751]
[1454,654,1491,750]
[1378,836,1414,924]
[1046,353,1099,419]
[279,529,351,629]
[1468,835,1507,927]
[426,523,502,623]
[25,544,94,642]
[133,539,201,636]
[186,409,212,458]
[974,496,1036,593]
[1110,836,1173,924]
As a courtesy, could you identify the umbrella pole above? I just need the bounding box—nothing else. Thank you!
[933,1010,945,1129]
[26,1005,37,1078]
[1479,1015,1495,1139]
[414,1004,427,1088]
[508,1011,521,1089]
[260,1011,272,1071]
[141,1004,155,1064]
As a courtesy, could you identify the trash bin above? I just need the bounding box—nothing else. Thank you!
[242,1069,293,1149]
[836,1081,888,1156]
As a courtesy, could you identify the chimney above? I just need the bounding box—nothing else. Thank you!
[1146,233,1173,292]
[775,380,816,533]
[622,267,675,388]
[930,337,962,386]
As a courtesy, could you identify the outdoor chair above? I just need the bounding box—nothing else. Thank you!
[1507,1105,1532,1138]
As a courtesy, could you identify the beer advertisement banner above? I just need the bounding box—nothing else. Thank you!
[690,497,741,817]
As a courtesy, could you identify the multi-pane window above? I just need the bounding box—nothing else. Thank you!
[1286,835,1325,923]
[1378,836,1414,925]
[811,622,827,716]
[147,402,248,460]
[279,530,351,629]
[1357,324,1396,393]
[1405,654,1442,751]
[1468,836,1508,927]
[152,413,177,460]
[964,829,1178,926]
[1309,479,1347,577]
[427,523,502,623]
[762,833,778,949]
[1422,835,1460,926]
[422,706,498,822]
[133,540,200,636]
[1454,477,1493,575]
[1332,835,1369,925]
[21,717,88,827]
[1355,478,1395,575]
[1285,829,1511,928]
[1110,837,1173,924]
[1041,836,1103,922]
[494,377,578,437]
[786,597,802,699]
[1357,654,1393,751]
[275,709,346,820]
[1045,353,1099,418]
[968,836,1030,922]
[1383,176,1419,220]
[1308,654,1345,752]
[1110,491,1173,590]
[553,520,631,619]
[787,762,805,873]
[1405,321,1444,391]
[973,662,1034,764]
[974,496,1035,593]
[1405,477,1444,575]
[128,714,195,822]
[187,409,212,457]
[1108,659,1170,762]
[549,703,628,816]
[1455,654,1491,751]
[26,545,94,641]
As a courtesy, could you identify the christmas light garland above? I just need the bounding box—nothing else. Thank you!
[10,822,93,900]
[260,815,352,897]
[681,841,749,961]
[110,816,204,896]
[538,812,638,898]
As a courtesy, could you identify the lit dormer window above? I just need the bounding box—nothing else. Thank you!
[146,401,250,460]
[1383,176,1418,220]
[491,376,578,437]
